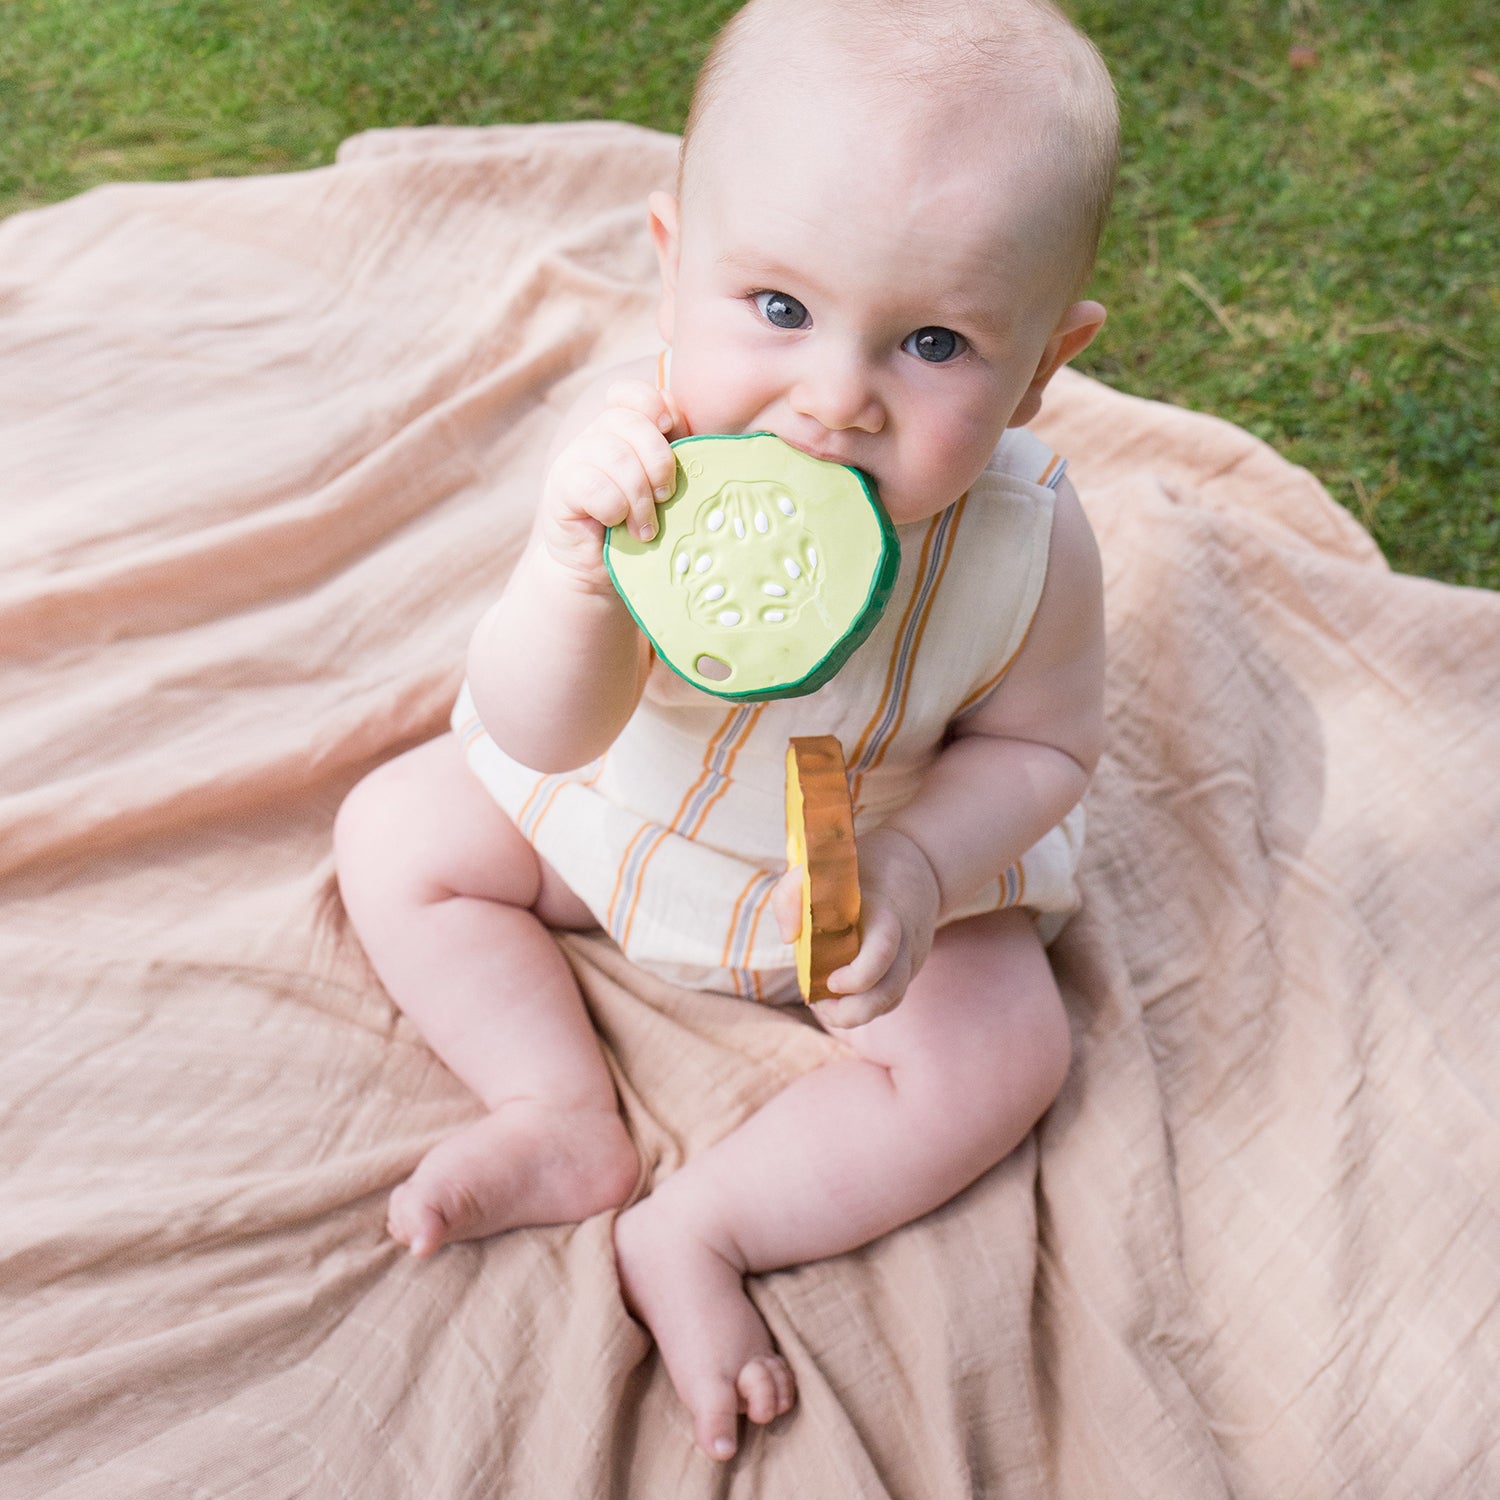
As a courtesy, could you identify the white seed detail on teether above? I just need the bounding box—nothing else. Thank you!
[673,480,822,633]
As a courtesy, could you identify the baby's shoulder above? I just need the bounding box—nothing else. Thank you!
[544,351,664,460]
[945,429,1070,561]
[981,427,1071,493]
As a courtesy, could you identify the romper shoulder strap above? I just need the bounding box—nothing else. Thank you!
[990,427,1069,491]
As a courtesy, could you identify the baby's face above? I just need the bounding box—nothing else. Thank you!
[654,80,1086,526]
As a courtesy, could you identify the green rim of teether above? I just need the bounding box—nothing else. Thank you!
[605,432,900,701]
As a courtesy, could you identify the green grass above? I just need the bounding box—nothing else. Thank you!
[2,0,1495,587]
[1080,2,1499,588]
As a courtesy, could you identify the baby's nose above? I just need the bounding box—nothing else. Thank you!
[789,351,885,434]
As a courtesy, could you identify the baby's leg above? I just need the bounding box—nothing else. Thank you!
[613,908,1070,1460]
[336,735,637,1255]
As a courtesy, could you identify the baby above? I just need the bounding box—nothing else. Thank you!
[335,0,1118,1463]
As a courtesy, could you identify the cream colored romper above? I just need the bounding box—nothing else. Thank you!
[452,425,1084,1004]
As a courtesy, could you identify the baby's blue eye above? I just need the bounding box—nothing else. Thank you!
[904,326,966,363]
[754,290,810,330]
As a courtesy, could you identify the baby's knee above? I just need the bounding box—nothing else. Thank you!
[902,984,1071,1164]
[1029,982,1073,1111]
[333,757,428,917]
[979,981,1071,1141]
[333,762,393,875]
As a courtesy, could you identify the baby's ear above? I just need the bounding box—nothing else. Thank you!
[1010,300,1106,427]
[648,191,682,345]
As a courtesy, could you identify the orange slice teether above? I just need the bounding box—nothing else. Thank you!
[785,735,862,1002]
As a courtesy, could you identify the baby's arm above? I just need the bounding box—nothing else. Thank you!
[810,479,1106,1027]
[466,363,685,771]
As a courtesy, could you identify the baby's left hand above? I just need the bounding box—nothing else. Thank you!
[774,826,941,1029]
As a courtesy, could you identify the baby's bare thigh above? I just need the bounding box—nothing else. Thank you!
[344,735,596,931]
[835,909,1068,1089]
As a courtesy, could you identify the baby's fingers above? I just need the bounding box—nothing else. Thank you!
[826,905,901,997]
[772,865,804,944]
[557,409,677,539]
[605,377,683,439]
[595,404,681,531]
[812,910,907,1028]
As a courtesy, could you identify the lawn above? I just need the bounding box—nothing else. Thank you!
[2,0,1495,587]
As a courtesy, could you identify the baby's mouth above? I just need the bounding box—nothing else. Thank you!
[777,435,872,481]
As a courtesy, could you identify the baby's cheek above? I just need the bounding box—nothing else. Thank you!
[897,425,996,514]
[671,321,774,436]
[671,363,746,437]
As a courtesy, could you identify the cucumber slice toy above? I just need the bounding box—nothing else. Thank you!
[604,432,899,701]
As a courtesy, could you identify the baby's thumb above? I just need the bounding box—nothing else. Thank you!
[772,866,804,944]
[660,387,690,440]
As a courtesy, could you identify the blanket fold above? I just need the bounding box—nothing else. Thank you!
[1,122,1495,1499]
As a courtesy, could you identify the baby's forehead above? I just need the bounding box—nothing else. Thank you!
[689,65,1061,240]
[687,19,1073,206]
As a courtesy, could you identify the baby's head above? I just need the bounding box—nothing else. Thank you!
[681,0,1117,301]
[652,0,1119,524]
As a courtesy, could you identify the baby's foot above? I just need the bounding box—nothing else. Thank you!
[613,1197,796,1461]
[388,1099,638,1256]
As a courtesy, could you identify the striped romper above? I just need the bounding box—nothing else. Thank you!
[452,425,1084,1004]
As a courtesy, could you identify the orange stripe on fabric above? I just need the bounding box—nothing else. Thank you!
[1037,453,1062,488]
[719,867,768,970]
[738,887,777,990]
[848,495,967,806]
[526,756,607,843]
[609,713,736,934]
[667,710,740,833]
[605,821,656,937]
[461,715,562,834]
[616,706,762,951]
[615,827,676,948]
[953,618,1036,719]
[861,494,964,777]
[690,707,762,836]
[846,513,944,773]
[515,771,553,831]
[708,710,761,804]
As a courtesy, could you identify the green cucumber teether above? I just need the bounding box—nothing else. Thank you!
[605,432,899,701]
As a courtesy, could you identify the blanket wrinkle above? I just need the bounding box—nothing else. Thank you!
[1,120,1497,1499]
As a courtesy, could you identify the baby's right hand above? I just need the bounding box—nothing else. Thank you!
[540,379,684,589]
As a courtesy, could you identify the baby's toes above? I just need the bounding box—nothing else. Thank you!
[738,1354,797,1426]
[691,1398,742,1463]
[386,1180,452,1259]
